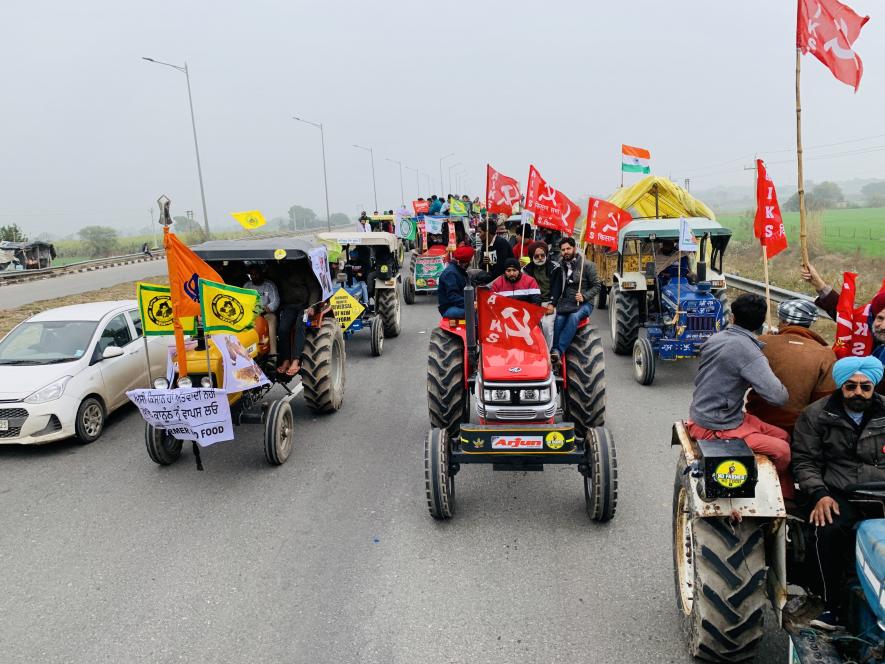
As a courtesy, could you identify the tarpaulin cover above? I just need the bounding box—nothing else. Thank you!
[608,176,716,221]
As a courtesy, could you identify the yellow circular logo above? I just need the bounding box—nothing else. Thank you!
[211,294,245,326]
[274,249,287,260]
[545,431,565,450]
[416,278,426,287]
[381,265,389,273]
[714,460,748,489]
[147,295,174,327]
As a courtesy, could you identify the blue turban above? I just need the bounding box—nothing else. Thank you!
[832,356,884,388]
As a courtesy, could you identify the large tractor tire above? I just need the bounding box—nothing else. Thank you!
[584,427,617,522]
[376,286,401,337]
[673,456,767,662]
[564,324,606,435]
[609,285,640,355]
[716,290,731,330]
[145,422,183,465]
[427,328,466,438]
[404,276,416,305]
[424,428,455,519]
[302,318,346,413]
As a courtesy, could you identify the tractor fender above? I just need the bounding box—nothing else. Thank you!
[612,271,647,292]
[670,421,786,520]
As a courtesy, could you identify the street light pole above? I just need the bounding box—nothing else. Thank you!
[386,158,404,206]
[293,116,331,231]
[352,144,378,211]
[439,152,455,194]
[142,57,211,237]
[447,162,461,194]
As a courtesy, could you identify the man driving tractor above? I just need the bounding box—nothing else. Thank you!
[437,246,475,319]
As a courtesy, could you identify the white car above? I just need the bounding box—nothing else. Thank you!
[0,300,166,445]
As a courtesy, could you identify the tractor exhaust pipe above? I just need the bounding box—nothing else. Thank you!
[464,285,477,371]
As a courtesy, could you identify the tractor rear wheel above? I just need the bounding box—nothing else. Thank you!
[632,337,656,385]
[427,328,466,438]
[673,456,767,662]
[584,427,617,522]
[610,286,640,355]
[376,286,401,337]
[424,428,455,519]
[301,318,346,413]
[370,315,384,357]
[404,276,416,305]
[564,324,606,435]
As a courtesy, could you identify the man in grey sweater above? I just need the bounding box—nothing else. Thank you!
[687,294,793,497]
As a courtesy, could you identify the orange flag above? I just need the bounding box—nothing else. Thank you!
[163,231,223,318]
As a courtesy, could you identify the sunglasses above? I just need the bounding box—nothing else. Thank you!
[533,253,546,259]
[843,381,874,393]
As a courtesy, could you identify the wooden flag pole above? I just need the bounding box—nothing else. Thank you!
[795,48,810,268]
[762,245,772,331]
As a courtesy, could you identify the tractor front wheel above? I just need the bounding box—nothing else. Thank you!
[370,315,384,357]
[145,423,183,465]
[404,276,416,305]
[610,286,640,355]
[584,427,617,522]
[632,337,656,385]
[424,428,455,519]
[427,328,466,438]
[264,399,294,465]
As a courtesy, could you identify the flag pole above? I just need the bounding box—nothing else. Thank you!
[795,47,810,268]
[762,245,772,331]
[163,225,189,380]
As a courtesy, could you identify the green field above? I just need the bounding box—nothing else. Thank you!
[717,207,885,257]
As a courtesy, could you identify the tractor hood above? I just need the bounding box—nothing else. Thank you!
[481,326,550,383]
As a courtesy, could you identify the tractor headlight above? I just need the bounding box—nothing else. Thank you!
[483,388,511,403]
[153,377,169,390]
[621,281,637,290]
[200,376,213,388]
[710,279,726,289]
[520,387,551,403]
[177,376,192,389]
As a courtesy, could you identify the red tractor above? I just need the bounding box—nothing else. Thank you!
[424,285,617,522]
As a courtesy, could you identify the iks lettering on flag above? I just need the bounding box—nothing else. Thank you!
[584,198,631,250]
[753,159,788,259]
[797,0,869,91]
[833,272,873,358]
[477,289,547,355]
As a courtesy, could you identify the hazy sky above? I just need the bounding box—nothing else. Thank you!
[1,0,883,236]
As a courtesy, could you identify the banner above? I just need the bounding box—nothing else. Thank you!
[486,164,521,216]
[211,334,271,393]
[450,199,468,216]
[330,287,365,330]
[797,0,869,91]
[477,289,547,355]
[447,221,457,251]
[127,388,234,447]
[413,254,446,291]
[308,246,334,301]
[395,208,417,241]
[198,279,259,333]
[678,218,697,252]
[424,216,445,234]
[413,199,430,215]
[230,210,267,230]
[137,282,196,336]
[753,160,788,259]
[833,272,873,358]
[524,165,580,234]
[164,231,223,318]
[583,199,631,250]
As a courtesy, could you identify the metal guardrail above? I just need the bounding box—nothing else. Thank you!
[725,273,832,319]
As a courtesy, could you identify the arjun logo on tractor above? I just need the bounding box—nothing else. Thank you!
[491,435,543,450]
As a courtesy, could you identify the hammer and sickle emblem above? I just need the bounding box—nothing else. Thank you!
[538,185,557,204]
[500,307,534,345]
[496,184,519,207]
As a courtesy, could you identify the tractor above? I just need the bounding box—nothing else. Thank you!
[589,217,731,385]
[424,285,616,522]
[403,216,472,305]
[671,422,885,663]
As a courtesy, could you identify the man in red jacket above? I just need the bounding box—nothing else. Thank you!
[488,258,542,305]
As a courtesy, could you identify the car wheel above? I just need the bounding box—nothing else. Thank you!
[75,396,105,444]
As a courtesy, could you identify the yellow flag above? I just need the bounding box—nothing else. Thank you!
[136,282,196,336]
[198,279,258,332]
[231,210,267,230]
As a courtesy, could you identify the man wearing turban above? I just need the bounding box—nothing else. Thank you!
[791,355,885,630]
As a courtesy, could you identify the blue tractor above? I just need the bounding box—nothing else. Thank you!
[592,218,732,385]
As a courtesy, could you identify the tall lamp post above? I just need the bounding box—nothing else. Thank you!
[447,162,462,194]
[455,169,468,194]
[386,158,404,206]
[293,116,331,231]
[404,165,420,199]
[142,57,211,237]
[421,172,433,194]
[352,144,378,211]
[439,152,455,194]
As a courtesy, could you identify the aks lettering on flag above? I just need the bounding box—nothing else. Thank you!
[753,159,788,259]
[797,0,869,91]
[477,289,548,356]
[833,272,873,358]
[163,231,224,318]
[449,199,468,216]
[198,279,259,333]
[136,282,197,336]
[486,164,521,216]
[583,198,631,250]
[412,199,430,215]
[678,218,698,252]
[621,145,651,174]
[231,210,267,230]
[523,165,580,235]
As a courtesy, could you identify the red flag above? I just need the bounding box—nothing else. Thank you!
[477,289,548,355]
[413,200,430,215]
[583,198,631,250]
[797,0,869,91]
[486,164,521,216]
[524,165,580,234]
[833,272,874,358]
[753,160,788,259]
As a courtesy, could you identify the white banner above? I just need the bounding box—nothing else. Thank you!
[424,216,444,234]
[127,388,234,446]
[211,333,271,394]
[309,246,334,301]
[678,217,697,252]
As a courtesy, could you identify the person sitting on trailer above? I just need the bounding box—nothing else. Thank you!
[437,246,475,319]
[791,355,885,631]
[488,258,542,305]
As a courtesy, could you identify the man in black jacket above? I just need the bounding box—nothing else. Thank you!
[476,221,514,280]
[550,237,600,359]
[791,355,885,629]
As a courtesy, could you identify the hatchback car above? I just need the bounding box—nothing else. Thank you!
[0,301,166,445]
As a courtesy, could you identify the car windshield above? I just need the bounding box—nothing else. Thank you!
[0,320,97,365]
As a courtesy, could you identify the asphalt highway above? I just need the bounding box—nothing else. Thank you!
[0,289,789,663]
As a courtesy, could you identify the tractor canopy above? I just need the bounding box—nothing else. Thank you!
[317,231,399,252]
[608,176,716,221]
[614,218,732,254]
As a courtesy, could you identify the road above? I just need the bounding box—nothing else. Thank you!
[0,260,168,308]
[0,291,789,663]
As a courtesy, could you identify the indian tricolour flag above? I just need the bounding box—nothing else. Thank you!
[621,144,651,174]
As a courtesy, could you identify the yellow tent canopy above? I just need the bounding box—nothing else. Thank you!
[607,176,716,221]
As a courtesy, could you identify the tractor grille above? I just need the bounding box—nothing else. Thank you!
[687,315,716,334]
[0,408,28,439]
